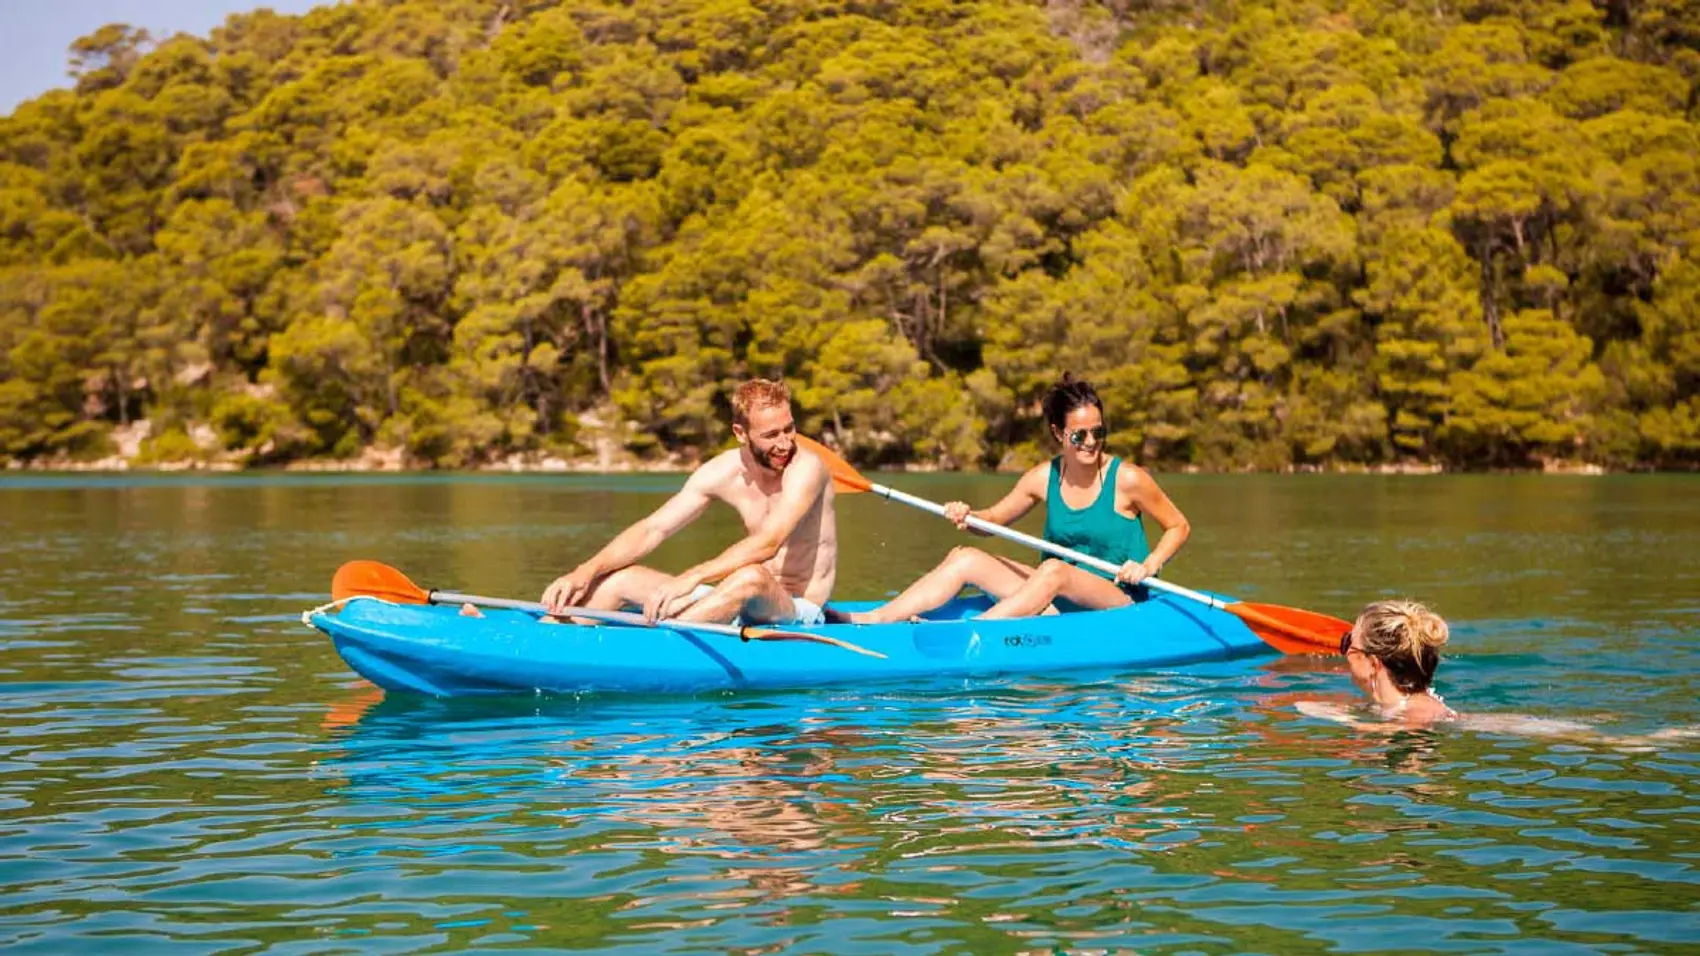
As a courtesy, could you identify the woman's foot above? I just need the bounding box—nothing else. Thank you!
[822,606,859,625]
[822,606,897,625]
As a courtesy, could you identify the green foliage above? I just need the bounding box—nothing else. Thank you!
[1359,226,1484,457]
[1444,309,1606,466]
[208,389,313,464]
[2,0,1698,471]
[133,426,207,465]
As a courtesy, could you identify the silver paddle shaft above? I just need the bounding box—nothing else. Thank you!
[867,483,1228,611]
[430,590,749,637]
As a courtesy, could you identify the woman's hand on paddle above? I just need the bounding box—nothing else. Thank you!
[943,501,973,530]
[542,565,596,614]
[1115,560,1153,586]
[644,574,702,623]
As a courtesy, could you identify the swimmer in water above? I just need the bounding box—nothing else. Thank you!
[1298,599,1700,745]
[1291,599,1458,726]
[1339,599,1457,725]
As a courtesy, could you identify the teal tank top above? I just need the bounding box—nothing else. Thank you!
[1041,456,1150,572]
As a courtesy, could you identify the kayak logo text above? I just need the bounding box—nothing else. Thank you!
[1004,634,1053,648]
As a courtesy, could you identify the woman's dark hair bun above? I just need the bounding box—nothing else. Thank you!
[1042,373,1103,429]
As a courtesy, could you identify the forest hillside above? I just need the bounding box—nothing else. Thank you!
[2,0,1697,471]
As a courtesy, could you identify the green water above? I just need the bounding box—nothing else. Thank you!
[1,472,1697,952]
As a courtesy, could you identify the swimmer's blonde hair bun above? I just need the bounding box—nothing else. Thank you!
[1359,599,1448,658]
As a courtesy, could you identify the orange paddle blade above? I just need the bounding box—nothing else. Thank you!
[1228,601,1352,656]
[796,434,873,494]
[331,560,432,605]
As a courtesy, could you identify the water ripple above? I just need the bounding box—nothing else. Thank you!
[1,476,1698,951]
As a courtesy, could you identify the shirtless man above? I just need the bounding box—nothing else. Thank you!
[540,379,837,626]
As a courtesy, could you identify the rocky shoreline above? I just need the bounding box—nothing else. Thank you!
[2,444,701,475]
[4,415,704,474]
[0,415,1618,476]
[4,450,1611,476]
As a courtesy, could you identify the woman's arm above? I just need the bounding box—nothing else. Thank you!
[955,463,1048,532]
[1120,464,1190,577]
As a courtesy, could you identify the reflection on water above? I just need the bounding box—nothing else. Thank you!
[298,677,1700,953]
[0,473,1697,951]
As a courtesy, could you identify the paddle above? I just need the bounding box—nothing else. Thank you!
[797,436,1349,655]
[328,560,887,659]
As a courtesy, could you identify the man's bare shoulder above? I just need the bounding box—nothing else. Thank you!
[785,447,835,530]
[788,443,830,483]
[689,448,745,491]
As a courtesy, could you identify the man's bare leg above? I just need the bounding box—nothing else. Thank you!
[676,565,794,625]
[578,565,673,611]
[552,565,675,623]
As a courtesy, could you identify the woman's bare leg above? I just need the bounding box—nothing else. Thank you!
[978,558,1133,620]
[847,547,1035,624]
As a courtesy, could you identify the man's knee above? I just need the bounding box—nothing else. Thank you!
[594,566,646,597]
[585,566,663,609]
[599,566,640,587]
[720,563,776,596]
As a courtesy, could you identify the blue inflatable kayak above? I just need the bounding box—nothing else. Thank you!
[307,592,1275,696]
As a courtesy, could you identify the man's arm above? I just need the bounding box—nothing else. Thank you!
[673,452,828,589]
[541,464,718,611]
[587,472,718,576]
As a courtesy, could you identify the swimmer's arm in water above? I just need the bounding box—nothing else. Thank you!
[1293,699,1453,731]
[1296,700,1700,747]
[1293,700,1373,728]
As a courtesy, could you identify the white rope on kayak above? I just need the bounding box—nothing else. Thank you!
[300,595,388,627]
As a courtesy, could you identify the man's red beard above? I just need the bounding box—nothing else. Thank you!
[753,443,792,473]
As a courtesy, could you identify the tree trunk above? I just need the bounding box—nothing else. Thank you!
[584,303,610,394]
[112,366,129,427]
[486,4,510,42]
[1480,239,1504,350]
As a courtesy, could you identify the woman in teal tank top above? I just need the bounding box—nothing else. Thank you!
[843,375,1192,623]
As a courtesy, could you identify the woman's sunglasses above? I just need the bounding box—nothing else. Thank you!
[1339,630,1356,656]
[1066,425,1108,447]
